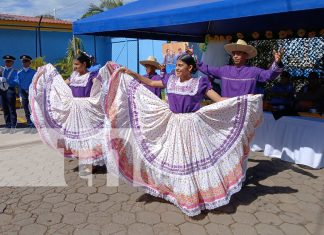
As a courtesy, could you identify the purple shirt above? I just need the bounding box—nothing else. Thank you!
[162,74,212,113]
[69,71,98,97]
[198,62,283,97]
[143,73,162,98]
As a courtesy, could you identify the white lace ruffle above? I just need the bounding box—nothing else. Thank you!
[69,71,91,87]
[166,74,200,96]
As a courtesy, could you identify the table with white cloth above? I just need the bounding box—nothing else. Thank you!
[251,112,324,169]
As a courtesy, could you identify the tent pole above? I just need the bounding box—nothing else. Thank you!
[126,38,129,67]
[93,35,97,58]
[207,21,211,35]
[137,38,140,73]
[35,27,38,58]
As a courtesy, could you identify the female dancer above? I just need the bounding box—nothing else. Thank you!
[30,52,109,176]
[104,54,263,216]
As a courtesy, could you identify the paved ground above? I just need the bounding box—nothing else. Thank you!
[0,109,323,235]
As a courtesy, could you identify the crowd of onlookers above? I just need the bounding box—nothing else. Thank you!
[258,71,324,114]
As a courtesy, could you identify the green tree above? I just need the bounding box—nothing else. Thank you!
[55,37,84,79]
[81,0,123,18]
[31,57,46,70]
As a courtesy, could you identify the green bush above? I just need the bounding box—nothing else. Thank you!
[31,57,46,70]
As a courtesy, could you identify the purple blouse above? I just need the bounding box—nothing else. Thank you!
[143,73,162,98]
[69,71,98,97]
[198,62,283,97]
[162,74,212,113]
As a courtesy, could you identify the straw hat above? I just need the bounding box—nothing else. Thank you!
[139,56,160,69]
[224,39,257,59]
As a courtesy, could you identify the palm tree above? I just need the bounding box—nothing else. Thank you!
[99,0,123,9]
[81,0,123,18]
[55,37,84,78]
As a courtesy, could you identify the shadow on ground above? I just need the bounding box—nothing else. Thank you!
[135,157,318,220]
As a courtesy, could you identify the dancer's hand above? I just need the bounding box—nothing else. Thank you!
[159,64,166,71]
[120,67,136,77]
[65,79,70,85]
[273,48,284,64]
[219,97,228,101]
[186,47,194,56]
[119,67,126,73]
[119,67,131,74]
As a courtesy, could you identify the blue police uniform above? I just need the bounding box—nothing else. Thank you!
[18,66,36,127]
[0,66,3,108]
[0,55,18,129]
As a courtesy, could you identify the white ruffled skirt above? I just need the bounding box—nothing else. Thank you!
[103,69,263,216]
[29,63,106,165]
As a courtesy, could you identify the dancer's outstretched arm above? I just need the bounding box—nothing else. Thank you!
[206,89,227,102]
[65,79,70,85]
[120,68,165,88]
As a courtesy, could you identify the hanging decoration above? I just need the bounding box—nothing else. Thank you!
[199,28,324,53]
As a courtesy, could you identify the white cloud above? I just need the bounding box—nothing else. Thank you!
[0,0,136,21]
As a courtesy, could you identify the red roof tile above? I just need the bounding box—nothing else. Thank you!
[0,13,71,25]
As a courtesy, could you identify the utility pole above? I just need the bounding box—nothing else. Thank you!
[38,16,43,57]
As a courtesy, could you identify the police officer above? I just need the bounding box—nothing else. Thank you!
[1,55,18,133]
[0,65,4,111]
[18,55,36,130]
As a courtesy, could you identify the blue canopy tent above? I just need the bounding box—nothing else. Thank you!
[73,0,324,42]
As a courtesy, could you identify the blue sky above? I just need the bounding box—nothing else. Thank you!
[0,0,166,73]
[0,0,136,21]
